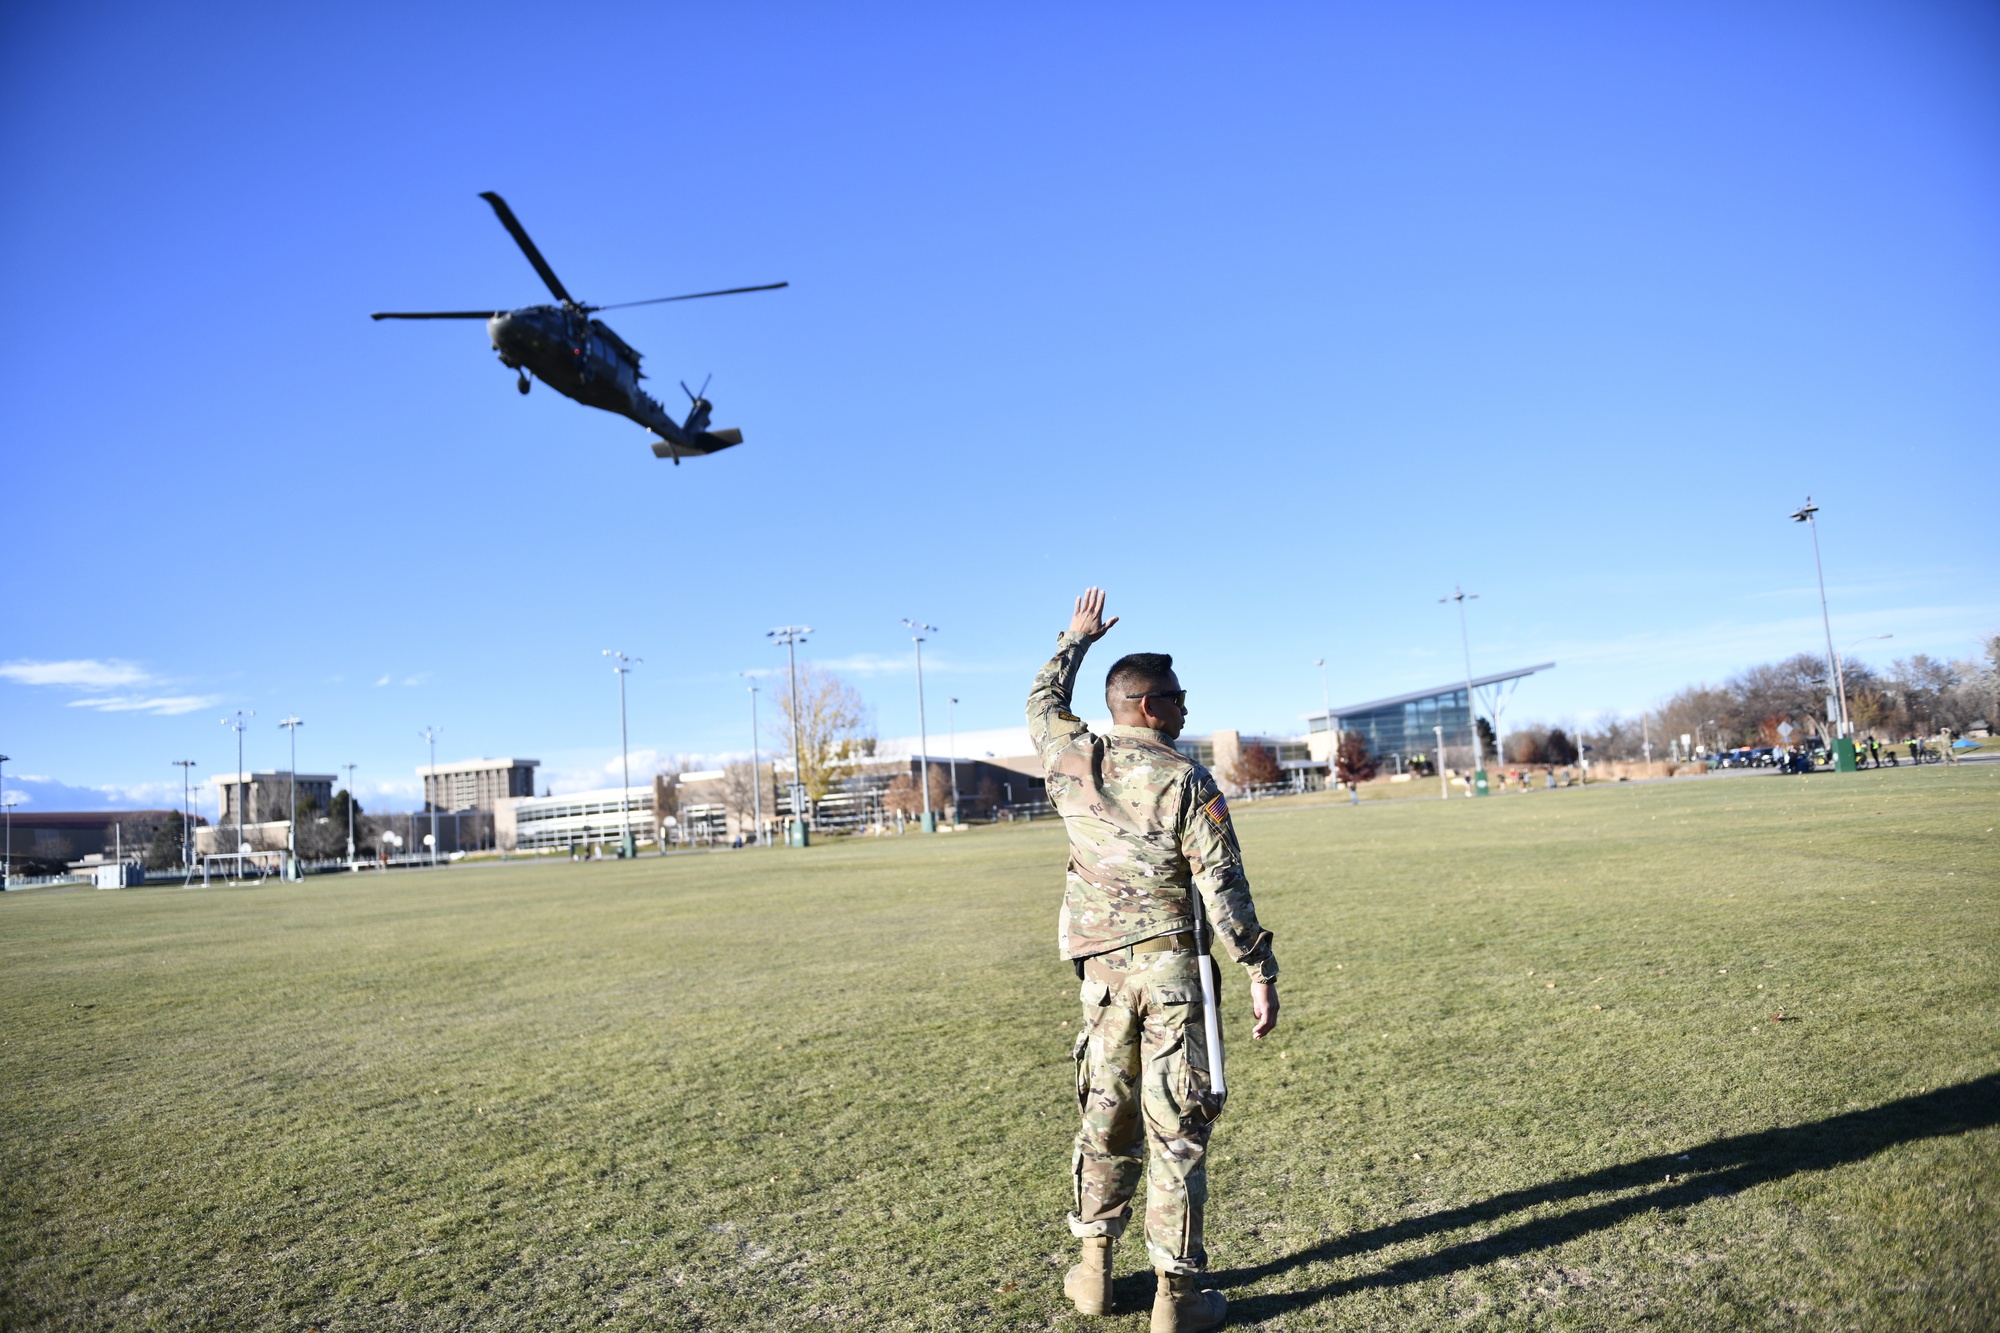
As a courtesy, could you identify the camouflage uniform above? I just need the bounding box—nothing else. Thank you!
[1028,631,1277,1275]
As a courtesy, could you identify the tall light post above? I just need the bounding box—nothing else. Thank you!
[902,619,938,833]
[418,726,441,866]
[1433,725,1447,800]
[172,759,197,874]
[278,716,303,878]
[740,673,765,847]
[1439,587,1486,790]
[220,710,254,878]
[602,651,642,858]
[1790,498,1849,739]
[1315,658,1335,791]
[0,753,11,889]
[767,626,812,846]
[340,763,358,863]
[946,696,961,825]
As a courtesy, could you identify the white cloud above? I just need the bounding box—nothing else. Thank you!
[66,694,222,716]
[0,658,151,688]
[374,675,392,687]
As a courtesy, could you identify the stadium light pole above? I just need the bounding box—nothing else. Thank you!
[946,696,961,825]
[1790,498,1850,738]
[739,673,764,847]
[172,759,197,873]
[0,753,11,889]
[220,710,254,878]
[602,651,641,858]
[767,626,812,846]
[1439,587,1485,787]
[278,716,303,878]
[1434,725,1447,800]
[340,763,358,864]
[902,620,938,833]
[1315,658,1335,791]
[418,726,441,866]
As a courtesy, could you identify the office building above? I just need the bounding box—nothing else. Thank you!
[419,758,539,813]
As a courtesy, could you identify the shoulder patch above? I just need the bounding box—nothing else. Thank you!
[1057,711,1080,724]
[1204,792,1230,825]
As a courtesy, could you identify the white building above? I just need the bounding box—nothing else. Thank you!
[498,786,654,852]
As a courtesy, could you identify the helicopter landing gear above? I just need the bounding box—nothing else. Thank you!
[516,373,531,395]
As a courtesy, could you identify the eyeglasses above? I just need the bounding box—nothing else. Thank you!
[1123,690,1187,708]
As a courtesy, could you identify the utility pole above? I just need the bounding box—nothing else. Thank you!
[172,759,197,875]
[902,620,938,833]
[220,710,254,879]
[1791,498,1849,738]
[341,763,358,864]
[739,673,763,847]
[0,753,11,890]
[278,716,303,879]
[1439,587,1486,793]
[767,626,812,846]
[946,697,961,825]
[602,651,641,857]
[418,726,441,866]
[1316,658,1335,792]
[1434,725,1447,800]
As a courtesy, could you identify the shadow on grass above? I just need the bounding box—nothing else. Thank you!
[1220,1072,2000,1321]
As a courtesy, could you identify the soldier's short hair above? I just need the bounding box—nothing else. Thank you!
[1106,652,1176,709]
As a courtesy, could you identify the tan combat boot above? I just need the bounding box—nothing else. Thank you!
[1150,1268,1226,1333]
[1062,1236,1114,1315]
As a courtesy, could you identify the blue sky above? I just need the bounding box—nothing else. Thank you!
[3,0,1995,813]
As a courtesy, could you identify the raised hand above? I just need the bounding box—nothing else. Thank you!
[1069,587,1120,643]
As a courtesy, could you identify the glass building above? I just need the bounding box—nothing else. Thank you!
[1308,663,1555,770]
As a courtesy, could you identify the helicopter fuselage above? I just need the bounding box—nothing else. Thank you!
[487,305,677,436]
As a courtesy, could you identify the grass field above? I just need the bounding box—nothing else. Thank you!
[3,765,1996,1331]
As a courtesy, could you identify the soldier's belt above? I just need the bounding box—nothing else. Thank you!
[1128,932,1196,955]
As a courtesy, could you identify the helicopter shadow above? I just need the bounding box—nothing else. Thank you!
[1214,1072,1999,1322]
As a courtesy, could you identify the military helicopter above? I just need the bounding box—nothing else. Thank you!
[372,192,786,462]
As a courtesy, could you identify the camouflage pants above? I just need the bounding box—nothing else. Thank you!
[1067,944,1221,1274]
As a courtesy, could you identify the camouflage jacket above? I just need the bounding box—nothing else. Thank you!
[1027,631,1278,983]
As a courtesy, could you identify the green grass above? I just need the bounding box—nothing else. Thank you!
[3,765,1996,1331]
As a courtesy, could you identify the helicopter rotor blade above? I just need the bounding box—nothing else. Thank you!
[478,191,574,305]
[370,310,503,320]
[588,282,789,312]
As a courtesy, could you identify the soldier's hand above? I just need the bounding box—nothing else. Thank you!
[1250,981,1279,1039]
[1069,587,1120,642]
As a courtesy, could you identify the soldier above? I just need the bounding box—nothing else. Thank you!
[1028,587,1279,1333]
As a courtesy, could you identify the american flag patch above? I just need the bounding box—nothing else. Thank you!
[1204,793,1229,824]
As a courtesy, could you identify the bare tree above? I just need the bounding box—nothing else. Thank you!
[771,664,876,804]
[720,761,778,836]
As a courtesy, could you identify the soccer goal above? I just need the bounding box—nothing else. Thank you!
[200,849,289,885]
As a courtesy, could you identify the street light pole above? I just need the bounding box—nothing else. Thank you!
[902,619,937,833]
[767,626,812,846]
[1434,725,1447,800]
[739,674,765,847]
[1790,498,1849,738]
[1316,658,1335,791]
[341,763,358,864]
[0,753,11,889]
[1439,587,1485,788]
[602,651,642,858]
[418,726,441,866]
[946,696,960,825]
[172,759,197,875]
[220,711,254,878]
[278,716,303,878]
